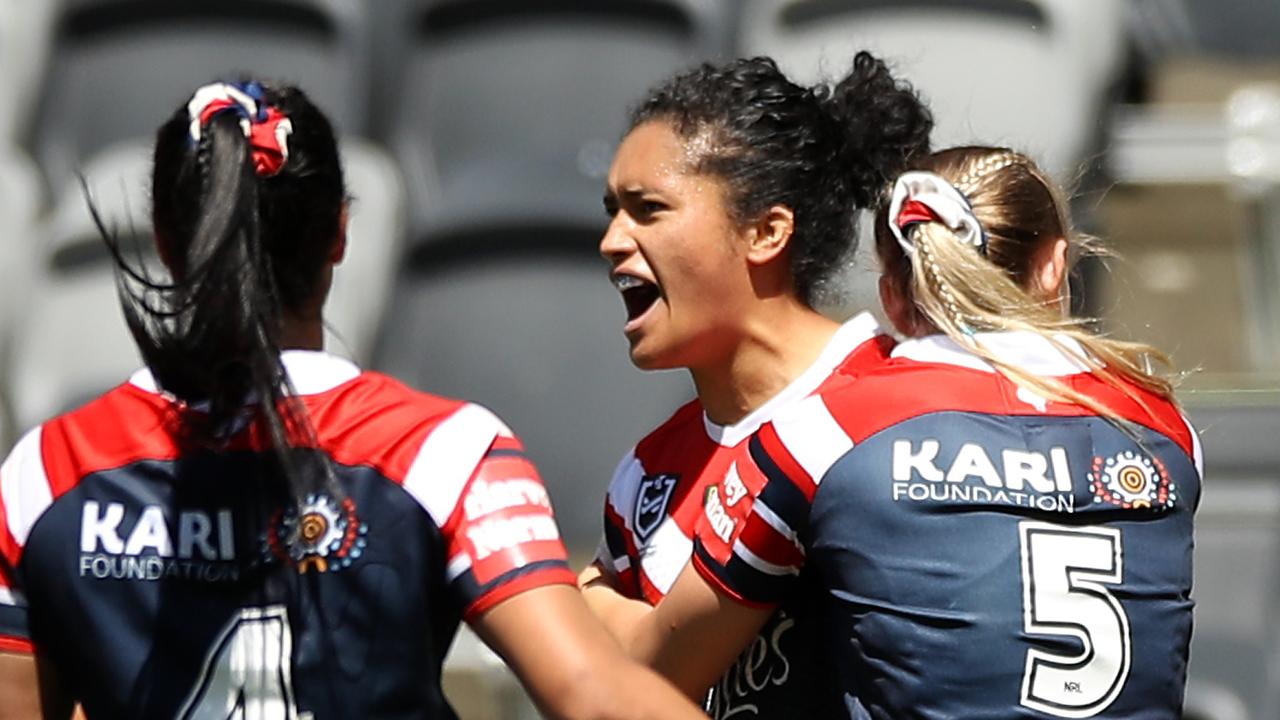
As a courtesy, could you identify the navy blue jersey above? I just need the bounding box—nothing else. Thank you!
[0,351,576,719]
[694,333,1201,719]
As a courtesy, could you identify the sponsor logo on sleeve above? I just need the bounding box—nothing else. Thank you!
[703,485,737,545]
[460,475,566,585]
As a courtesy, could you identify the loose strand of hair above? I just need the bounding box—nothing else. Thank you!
[909,225,1182,440]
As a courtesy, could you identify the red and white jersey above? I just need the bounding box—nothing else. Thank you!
[0,351,574,718]
[596,313,892,602]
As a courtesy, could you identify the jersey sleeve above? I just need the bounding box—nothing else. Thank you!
[422,407,575,621]
[0,428,52,653]
[693,395,851,607]
[595,450,642,597]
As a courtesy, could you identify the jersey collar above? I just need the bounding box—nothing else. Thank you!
[703,312,883,448]
[891,331,1091,376]
[128,350,362,398]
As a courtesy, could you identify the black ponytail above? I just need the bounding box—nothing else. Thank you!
[93,81,345,499]
[825,52,935,210]
[628,52,932,305]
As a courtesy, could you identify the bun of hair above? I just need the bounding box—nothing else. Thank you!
[823,51,933,207]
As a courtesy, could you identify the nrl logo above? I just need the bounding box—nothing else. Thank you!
[634,473,679,543]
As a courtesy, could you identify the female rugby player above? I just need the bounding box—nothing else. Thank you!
[0,80,705,720]
[581,53,931,717]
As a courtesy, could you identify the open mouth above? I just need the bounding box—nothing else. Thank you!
[612,273,661,322]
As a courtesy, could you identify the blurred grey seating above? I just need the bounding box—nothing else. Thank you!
[324,138,407,365]
[9,141,152,434]
[1181,401,1280,720]
[0,1,56,148]
[738,0,1126,183]
[1128,0,1280,62]
[7,138,404,433]
[25,0,373,200]
[383,0,731,240]
[0,147,41,452]
[374,1,727,549]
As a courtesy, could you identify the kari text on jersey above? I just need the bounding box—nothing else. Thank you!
[891,439,1077,513]
[78,501,241,582]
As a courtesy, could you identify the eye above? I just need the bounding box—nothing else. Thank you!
[641,200,666,215]
[603,196,619,218]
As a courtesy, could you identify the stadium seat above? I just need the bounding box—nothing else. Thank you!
[7,137,404,433]
[0,1,55,148]
[324,138,407,365]
[376,0,715,549]
[1181,402,1280,720]
[384,0,729,240]
[0,148,44,447]
[738,0,1125,182]
[8,141,152,433]
[26,0,372,199]
[1128,0,1280,62]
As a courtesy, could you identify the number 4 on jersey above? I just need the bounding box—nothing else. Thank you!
[178,605,306,720]
[1019,521,1131,718]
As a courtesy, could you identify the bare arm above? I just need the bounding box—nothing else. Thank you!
[0,651,73,720]
[577,562,654,648]
[577,554,775,700]
[625,563,774,700]
[470,583,706,720]
[0,651,40,720]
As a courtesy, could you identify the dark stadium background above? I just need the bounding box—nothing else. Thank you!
[0,1,1276,718]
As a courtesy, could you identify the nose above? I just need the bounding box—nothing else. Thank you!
[599,214,635,265]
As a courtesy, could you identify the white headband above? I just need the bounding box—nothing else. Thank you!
[187,83,260,143]
[887,171,986,256]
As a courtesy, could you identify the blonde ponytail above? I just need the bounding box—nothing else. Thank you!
[880,147,1179,431]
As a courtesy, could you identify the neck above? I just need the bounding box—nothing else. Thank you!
[691,302,842,426]
[279,313,324,352]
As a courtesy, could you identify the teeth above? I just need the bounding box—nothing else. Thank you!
[613,274,647,291]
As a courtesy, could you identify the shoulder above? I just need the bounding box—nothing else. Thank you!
[635,398,705,456]
[813,358,998,444]
[313,371,514,485]
[608,398,704,493]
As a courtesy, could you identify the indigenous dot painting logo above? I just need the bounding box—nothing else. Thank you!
[264,493,368,573]
[1088,451,1177,510]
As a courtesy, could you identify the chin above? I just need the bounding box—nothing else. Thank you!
[626,339,681,372]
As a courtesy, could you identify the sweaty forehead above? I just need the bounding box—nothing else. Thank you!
[608,120,716,191]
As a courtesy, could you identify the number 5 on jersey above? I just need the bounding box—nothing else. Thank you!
[1019,521,1131,718]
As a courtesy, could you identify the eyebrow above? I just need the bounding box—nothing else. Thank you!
[605,187,650,202]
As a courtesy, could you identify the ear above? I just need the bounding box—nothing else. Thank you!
[879,272,919,337]
[1034,236,1069,302]
[744,204,795,266]
[329,203,349,265]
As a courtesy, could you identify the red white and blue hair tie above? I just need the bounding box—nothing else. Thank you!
[187,81,293,177]
[888,171,987,256]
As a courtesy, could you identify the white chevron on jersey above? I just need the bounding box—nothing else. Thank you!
[773,395,854,485]
[1,427,52,547]
[404,403,511,527]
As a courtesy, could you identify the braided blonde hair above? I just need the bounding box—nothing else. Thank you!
[875,146,1177,427]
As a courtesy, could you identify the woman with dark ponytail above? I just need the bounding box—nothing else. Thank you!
[0,80,706,720]
[581,53,931,715]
